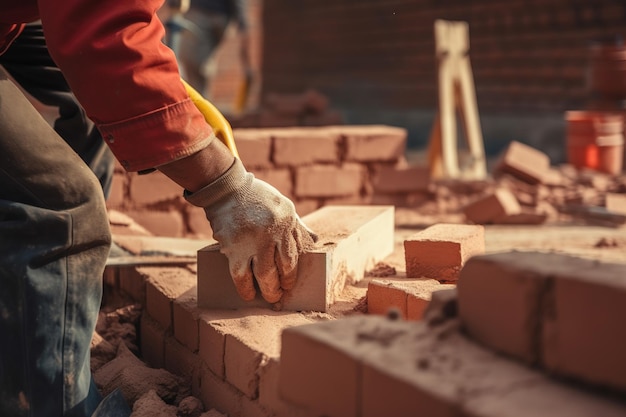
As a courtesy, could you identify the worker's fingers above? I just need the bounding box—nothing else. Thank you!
[276,232,299,291]
[251,247,283,304]
[228,256,257,301]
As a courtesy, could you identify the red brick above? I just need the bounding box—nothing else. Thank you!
[542,258,626,393]
[129,171,182,205]
[272,128,341,166]
[295,163,364,198]
[250,168,293,198]
[337,125,407,162]
[124,209,185,237]
[367,279,455,321]
[372,166,431,193]
[173,286,200,352]
[143,267,196,331]
[140,313,165,369]
[404,224,485,281]
[106,173,126,208]
[463,188,522,224]
[233,128,274,169]
[494,141,551,184]
[185,206,213,238]
[458,252,546,364]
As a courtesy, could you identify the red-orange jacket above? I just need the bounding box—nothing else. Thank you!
[0,0,212,171]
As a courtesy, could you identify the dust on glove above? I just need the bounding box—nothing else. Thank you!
[184,158,317,303]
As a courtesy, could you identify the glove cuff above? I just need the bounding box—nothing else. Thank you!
[183,158,250,208]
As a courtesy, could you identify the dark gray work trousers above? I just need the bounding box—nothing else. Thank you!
[0,61,111,417]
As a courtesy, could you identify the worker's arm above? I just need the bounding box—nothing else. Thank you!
[35,0,316,303]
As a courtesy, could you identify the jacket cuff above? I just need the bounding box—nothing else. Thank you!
[184,158,251,208]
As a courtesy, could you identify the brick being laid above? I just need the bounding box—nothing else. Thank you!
[279,315,626,417]
[404,223,485,281]
[197,205,395,312]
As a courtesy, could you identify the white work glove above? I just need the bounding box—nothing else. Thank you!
[184,159,317,303]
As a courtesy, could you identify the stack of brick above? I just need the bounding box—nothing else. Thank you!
[277,252,626,416]
[106,125,408,238]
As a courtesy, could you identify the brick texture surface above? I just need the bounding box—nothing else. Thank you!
[295,164,364,198]
[463,188,522,224]
[404,223,485,281]
[494,141,551,185]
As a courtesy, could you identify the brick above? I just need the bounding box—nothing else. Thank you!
[337,125,407,162]
[606,192,626,214]
[106,173,126,208]
[124,209,185,237]
[113,234,215,257]
[186,205,214,238]
[257,359,318,417]
[367,279,455,321]
[232,128,274,169]
[295,163,364,198]
[173,286,200,352]
[280,315,626,417]
[494,140,551,184]
[198,309,314,399]
[129,170,182,205]
[198,364,244,417]
[463,188,522,224]
[197,205,394,311]
[372,166,431,193]
[542,258,626,393]
[140,313,165,369]
[272,128,341,166]
[251,168,293,198]
[164,333,202,393]
[293,199,320,217]
[118,266,146,303]
[458,252,547,364]
[143,267,196,330]
[404,224,485,281]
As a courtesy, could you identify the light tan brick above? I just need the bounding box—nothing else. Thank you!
[251,168,293,198]
[106,173,126,208]
[197,206,394,311]
[124,209,185,237]
[606,192,626,214]
[404,223,485,281]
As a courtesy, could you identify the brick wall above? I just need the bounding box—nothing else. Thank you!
[260,0,626,114]
[106,125,411,238]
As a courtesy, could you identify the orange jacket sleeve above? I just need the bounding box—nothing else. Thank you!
[34,0,213,171]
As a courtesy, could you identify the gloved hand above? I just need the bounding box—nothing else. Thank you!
[185,158,317,303]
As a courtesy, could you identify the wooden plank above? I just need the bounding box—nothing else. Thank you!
[197,205,395,312]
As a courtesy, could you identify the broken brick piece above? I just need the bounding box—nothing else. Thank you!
[463,188,522,224]
[404,223,485,281]
[494,140,551,184]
